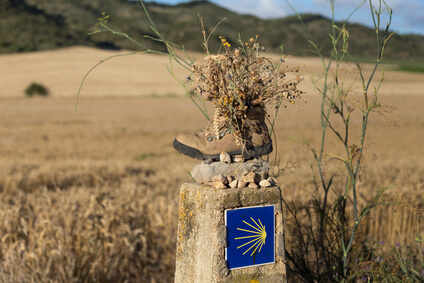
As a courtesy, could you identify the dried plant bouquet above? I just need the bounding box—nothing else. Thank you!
[186,35,304,144]
[77,10,305,160]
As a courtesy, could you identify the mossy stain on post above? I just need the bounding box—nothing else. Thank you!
[177,188,195,254]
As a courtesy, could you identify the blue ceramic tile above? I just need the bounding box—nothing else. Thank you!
[225,205,275,269]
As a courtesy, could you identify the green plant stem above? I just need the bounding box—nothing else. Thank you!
[286,0,393,280]
[76,51,160,111]
[76,0,212,120]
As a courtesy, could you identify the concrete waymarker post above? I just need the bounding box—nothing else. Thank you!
[175,182,287,283]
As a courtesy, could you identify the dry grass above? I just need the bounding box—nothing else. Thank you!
[2,46,424,98]
[0,47,423,281]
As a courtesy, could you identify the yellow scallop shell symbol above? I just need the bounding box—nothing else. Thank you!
[235,217,267,256]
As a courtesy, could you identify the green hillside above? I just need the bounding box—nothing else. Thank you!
[1,0,424,62]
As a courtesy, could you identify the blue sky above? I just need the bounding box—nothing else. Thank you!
[144,0,424,36]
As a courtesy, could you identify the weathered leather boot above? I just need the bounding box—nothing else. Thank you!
[173,106,272,161]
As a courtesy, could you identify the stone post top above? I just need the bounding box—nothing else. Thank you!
[180,182,282,210]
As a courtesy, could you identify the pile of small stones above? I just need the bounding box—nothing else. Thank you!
[210,172,277,190]
[191,152,277,189]
[201,152,277,189]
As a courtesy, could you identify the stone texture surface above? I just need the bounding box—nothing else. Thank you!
[190,159,269,184]
[175,183,287,283]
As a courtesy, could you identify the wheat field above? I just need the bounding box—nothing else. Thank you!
[0,47,423,281]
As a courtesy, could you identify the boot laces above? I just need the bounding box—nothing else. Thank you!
[202,108,235,141]
[201,108,245,146]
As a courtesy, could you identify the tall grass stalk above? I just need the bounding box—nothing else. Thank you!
[284,0,395,281]
[76,4,210,119]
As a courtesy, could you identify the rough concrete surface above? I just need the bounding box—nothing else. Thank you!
[175,183,287,283]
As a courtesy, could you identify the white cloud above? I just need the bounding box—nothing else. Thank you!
[312,0,395,9]
[288,0,424,34]
[213,0,291,19]
[205,0,423,35]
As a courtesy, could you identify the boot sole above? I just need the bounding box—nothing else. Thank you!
[173,139,273,161]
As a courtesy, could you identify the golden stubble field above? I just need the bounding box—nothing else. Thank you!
[0,47,423,281]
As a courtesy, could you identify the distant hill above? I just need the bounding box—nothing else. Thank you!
[1,0,424,62]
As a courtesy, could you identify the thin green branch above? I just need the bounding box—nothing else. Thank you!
[75,51,155,111]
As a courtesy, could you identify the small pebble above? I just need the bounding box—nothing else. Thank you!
[259,179,272,187]
[212,175,228,184]
[237,181,246,189]
[220,152,231,163]
[229,180,238,188]
[214,181,227,189]
[248,182,259,189]
[227,176,234,183]
[233,155,244,163]
[242,172,260,184]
